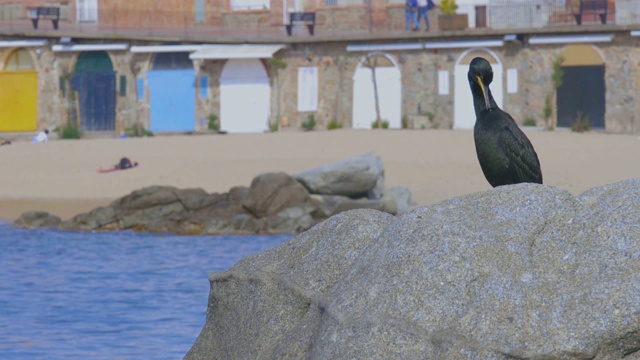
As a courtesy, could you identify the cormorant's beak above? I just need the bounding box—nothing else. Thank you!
[477,75,489,110]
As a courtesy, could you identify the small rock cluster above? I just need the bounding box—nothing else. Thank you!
[15,152,414,235]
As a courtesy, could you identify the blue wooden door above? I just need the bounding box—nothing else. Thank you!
[148,69,195,133]
[70,72,116,131]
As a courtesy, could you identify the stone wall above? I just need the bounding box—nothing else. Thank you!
[603,35,640,133]
[264,35,640,133]
[194,58,224,132]
[222,10,272,32]
[4,30,640,135]
[316,7,369,33]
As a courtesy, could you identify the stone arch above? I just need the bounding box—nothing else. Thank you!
[556,44,606,128]
[3,48,36,70]
[560,44,605,66]
[74,51,114,72]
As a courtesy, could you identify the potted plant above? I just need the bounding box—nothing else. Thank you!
[438,0,468,31]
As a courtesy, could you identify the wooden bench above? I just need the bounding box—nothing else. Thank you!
[574,0,608,25]
[285,12,315,36]
[27,7,60,30]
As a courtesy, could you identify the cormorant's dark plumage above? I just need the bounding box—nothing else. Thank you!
[468,57,543,187]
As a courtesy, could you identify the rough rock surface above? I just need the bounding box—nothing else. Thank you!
[242,172,311,218]
[293,151,384,199]
[185,179,640,359]
[16,153,413,235]
[13,211,61,228]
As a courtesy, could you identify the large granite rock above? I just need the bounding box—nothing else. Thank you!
[185,178,640,359]
[293,151,385,199]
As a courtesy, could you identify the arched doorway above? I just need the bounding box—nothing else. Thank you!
[219,58,270,133]
[71,51,116,131]
[556,45,605,129]
[454,49,503,130]
[352,52,401,129]
[148,52,195,133]
[0,48,38,132]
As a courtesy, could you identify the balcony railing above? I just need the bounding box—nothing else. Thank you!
[0,1,635,40]
[230,0,270,11]
[325,0,367,6]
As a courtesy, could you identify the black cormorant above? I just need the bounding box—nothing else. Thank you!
[468,57,543,187]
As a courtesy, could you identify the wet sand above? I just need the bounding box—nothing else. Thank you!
[1,129,639,221]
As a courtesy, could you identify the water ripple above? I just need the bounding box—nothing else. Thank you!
[0,222,292,360]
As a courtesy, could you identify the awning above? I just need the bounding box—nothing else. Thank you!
[346,43,423,52]
[528,34,613,45]
[130,44,203,53]
[347,39,504,52]
[0,40,48,48]
[189,44,286,60]
[424,39,504,49]
[52,43,129,52]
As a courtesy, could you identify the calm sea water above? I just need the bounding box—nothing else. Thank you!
[0,222,293,360]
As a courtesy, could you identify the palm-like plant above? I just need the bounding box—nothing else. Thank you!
[440,0,458,14]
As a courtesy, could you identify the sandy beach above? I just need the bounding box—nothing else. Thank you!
[1,129,639,221]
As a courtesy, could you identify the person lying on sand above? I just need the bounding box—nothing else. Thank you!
[0,139,11,146]
[98,157,139,173]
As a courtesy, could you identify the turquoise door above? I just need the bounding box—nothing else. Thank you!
[148,52,195,133]
[148,69,196,132]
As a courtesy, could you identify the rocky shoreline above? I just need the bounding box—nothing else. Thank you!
[14,152,414,235]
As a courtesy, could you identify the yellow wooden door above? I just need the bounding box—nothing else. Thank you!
[0,70,37,132]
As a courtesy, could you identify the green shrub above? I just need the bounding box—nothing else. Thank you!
[60,125,81,139]
[371,120,390,129]
[207,113,220,131]
[302,114,316,131]
[440,0,459,14]
[543,95,552,120]
[423,111,435,122]
[327,119,343,130]
[571,112,591,133]
[125,122,153,137]
[523,117,536,127]
[401,115,410,129]
[270,122,278,132]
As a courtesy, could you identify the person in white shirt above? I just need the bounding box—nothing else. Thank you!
[33,129,49,143]
[416,0,432,31]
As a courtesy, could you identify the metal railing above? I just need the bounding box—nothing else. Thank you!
[230,0,270,11]
[0,1,635,40]
[324,0,367,6]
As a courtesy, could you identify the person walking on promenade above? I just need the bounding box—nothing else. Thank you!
[405,0,420,32]
[417,0,433,31]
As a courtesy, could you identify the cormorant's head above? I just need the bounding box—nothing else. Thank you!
[468,57,493,110]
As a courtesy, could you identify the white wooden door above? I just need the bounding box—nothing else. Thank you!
[220,59,270,133]
[453,53,503,130]
[352,66,401,129]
